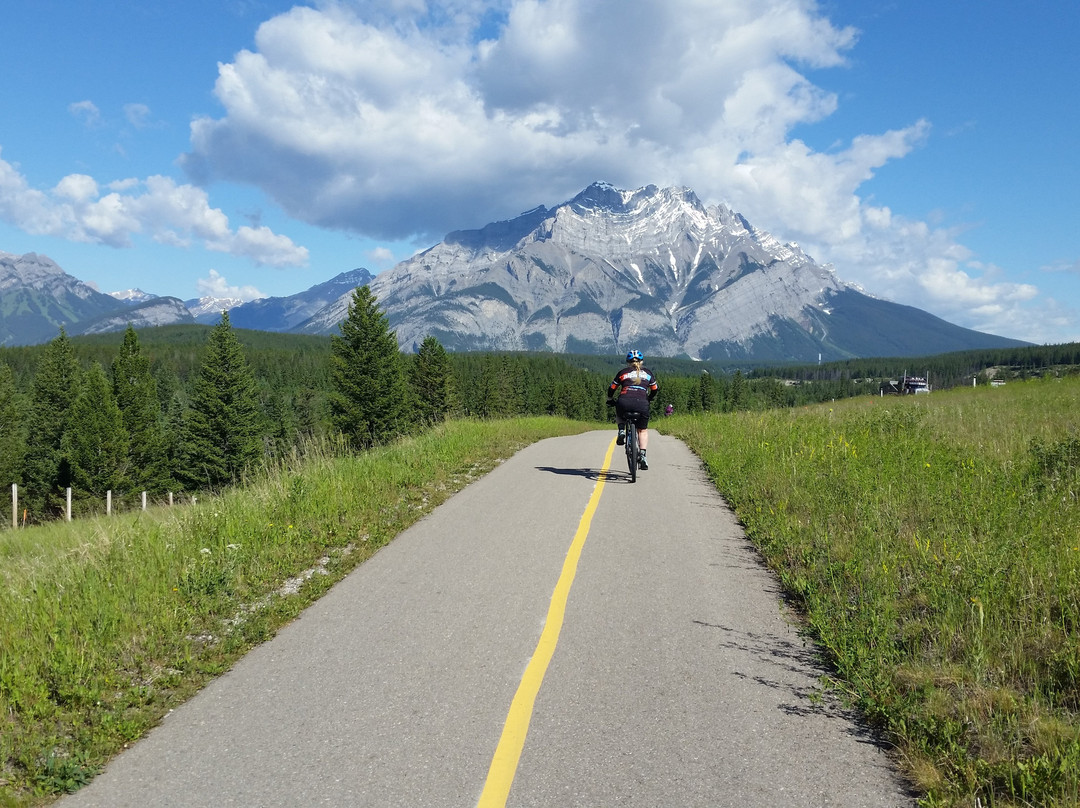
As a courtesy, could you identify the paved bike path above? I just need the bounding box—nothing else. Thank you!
[60,431,916,807]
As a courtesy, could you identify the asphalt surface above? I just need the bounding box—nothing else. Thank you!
[59,430,917,807]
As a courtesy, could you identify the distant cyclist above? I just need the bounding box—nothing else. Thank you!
[607,349,659,469]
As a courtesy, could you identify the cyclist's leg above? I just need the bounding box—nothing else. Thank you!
[637,408,651,450]
[614,399,631,444]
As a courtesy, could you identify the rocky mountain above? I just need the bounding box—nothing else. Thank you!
[0,252,140,346]
[72,296,195,337]
[0,249,376,345]
[185,295,247,325]
[109,287,252,326]
[109,288,158,306]
[131,268,376,329]
[297,183,1029,361]
[229,269,373,332]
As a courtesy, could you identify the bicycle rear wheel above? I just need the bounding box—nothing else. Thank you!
[625,421,638,483]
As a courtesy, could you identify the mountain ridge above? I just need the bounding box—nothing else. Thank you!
[2,183,1031,359]
[297,182,1027,361]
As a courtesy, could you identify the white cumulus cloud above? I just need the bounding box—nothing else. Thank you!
[0,148,308,266]
[197,269,265,302]
[367,246,398,268]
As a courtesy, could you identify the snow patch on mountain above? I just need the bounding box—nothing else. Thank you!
[109,288,158,306]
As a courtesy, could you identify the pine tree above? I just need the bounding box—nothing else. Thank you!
[474,355,516,417]
[731,369,748,411]
[410,335,456,425]
[699,370,717,411]
[164,394,187,479]
[21,329,80,518]
[262,392,295,458]
[180,313,264,490]
[329,286,411,449]
[0,362,25,488]
[112,326,170,493]
[63,362,130,504]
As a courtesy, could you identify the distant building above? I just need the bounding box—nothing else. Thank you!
[880,374,931,395]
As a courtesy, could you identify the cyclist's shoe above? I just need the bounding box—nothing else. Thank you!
[616,429,626,446]
[638,451,649,470]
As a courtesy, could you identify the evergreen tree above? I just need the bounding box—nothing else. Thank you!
[329,286,411,448]
[0,362,25,487]
[21,329,80,518]
[153,364,183,414]
[474,355,516,417]
[262,392,295,458]
[289,386,324,442]
[685,376,703,413]
[180,313,264,489]
[164,394,187,480]
[112,326,170,492]
[699,370,717,411]
[730,369,748,411]
[63,362,130,504]
[410,335,456,425]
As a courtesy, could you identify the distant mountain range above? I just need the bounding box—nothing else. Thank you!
[0,251,372,347]
[1,184,1032,361]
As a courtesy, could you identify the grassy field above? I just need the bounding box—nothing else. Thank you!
[666,377,1080,807]
[0,417,593,807]
[4,380,1079,807]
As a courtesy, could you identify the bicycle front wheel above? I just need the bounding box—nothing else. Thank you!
[625,423,638,483]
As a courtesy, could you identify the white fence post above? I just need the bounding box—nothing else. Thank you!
[66,488,72,521]
[142,491,147,510]
[107,490,112,516]
[169,491,174,506]
[11,484,16,529]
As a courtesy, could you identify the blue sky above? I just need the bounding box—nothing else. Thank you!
[2,0,1077,344]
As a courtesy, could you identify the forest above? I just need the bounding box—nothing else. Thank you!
[2,286,1077,524]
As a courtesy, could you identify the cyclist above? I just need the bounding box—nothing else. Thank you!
[607,349,659,469]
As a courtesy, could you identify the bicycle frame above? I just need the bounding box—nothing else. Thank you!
[624,417,640,483]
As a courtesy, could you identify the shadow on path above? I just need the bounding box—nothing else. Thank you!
[534,466,627,483]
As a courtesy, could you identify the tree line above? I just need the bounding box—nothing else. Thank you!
[9,286,1068,524]
[750,342,1080,388]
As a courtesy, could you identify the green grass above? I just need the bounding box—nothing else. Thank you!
[665,377,1080,807]
[0,417,593,807]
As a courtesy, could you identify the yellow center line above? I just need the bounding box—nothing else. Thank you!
[477,437,618,807]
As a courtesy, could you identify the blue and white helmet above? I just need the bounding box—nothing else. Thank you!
[626,349,644,363]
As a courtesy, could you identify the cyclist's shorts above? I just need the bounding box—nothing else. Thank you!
[616,397,650,429]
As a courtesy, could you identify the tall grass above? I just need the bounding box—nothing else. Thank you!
[666,377,1080,807]
[0,417,592,807]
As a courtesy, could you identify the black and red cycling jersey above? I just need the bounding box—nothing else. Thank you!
[608,365,658,403]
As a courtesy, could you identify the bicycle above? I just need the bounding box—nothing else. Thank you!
[607,400,645,483]
[624,417,638,482]
[622,413,649,483]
